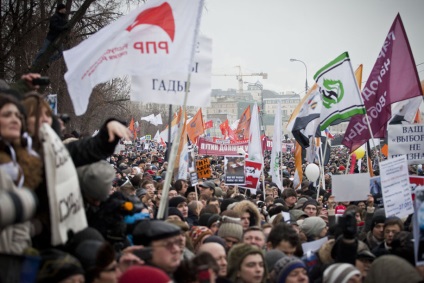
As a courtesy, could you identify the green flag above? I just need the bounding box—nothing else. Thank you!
[314,52,365,130]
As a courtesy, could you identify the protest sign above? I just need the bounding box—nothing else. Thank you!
[243,160,262,190]
[224,156,245,185]
[380,155,413,218]
[369,176,384,208]
[413,181,424,265]
[197,138,248,156]
[196,158,211,179]
[388,124,424,165]
[332,173,370,202]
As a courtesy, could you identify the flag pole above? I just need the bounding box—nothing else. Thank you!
[157,0,204,220]
[348,62,382,163]
[317,139,325,202]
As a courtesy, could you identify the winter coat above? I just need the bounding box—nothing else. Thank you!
[46,12,68,41]
[232,200,262,227]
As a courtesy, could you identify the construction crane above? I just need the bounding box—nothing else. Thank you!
[213,66,268,94]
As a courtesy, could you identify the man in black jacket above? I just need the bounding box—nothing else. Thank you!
[32,3,69,66]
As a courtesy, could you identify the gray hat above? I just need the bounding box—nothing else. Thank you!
[77,160,115,201]
[132,220,181,246]
[300,216,326,238]
[199,181,216,191]
[264,249,286,272]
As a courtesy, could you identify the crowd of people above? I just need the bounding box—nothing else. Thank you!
[1,72,424,283]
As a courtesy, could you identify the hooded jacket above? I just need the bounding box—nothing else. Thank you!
[232,200,262,227]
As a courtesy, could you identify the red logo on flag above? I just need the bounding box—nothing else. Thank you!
[126,2,175,42]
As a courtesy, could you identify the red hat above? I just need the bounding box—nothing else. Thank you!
[335,205,346,215]
[146,169,155,175]
[338,165,346,171]
[119,266,170,283]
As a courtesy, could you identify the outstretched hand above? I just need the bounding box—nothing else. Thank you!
[21,73,41,90]
[106,120,131,142]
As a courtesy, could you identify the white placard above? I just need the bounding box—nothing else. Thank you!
[332,173,370,202]
[302,237,328,255]
[380,155,413,218]
[388,124,424,165]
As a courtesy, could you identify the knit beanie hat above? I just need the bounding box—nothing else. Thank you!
[371,209,386,230]
[300,216,326,238]
[323,263,360,283]
[65,227,104,254]
[264,250,286,272]
[295,197,309,209]
[189,226,213,251]
[37,249,84,283]
[217,216,243,241]
[119,266,170,283]
[274,256,307,283]
[364,255,422,283]
[203,235,226,248]
[207,214,221,229]
[302,199,318,211]
[77,160,115,201]
[290,209,309,221]
[168,207,184,222]
[169,196,187,208]
[227,243,264,283]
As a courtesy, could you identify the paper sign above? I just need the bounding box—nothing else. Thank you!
[302,237,328,255]
[380,155,413,218]
[332,173,371,202]
[224,155,245,185]
[243,160,262,189]
[196,158,211,179]
[370,176,384,208]
[388,124,424,165]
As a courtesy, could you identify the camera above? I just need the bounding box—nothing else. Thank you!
[0,189,37,229]
[32,77,50,86]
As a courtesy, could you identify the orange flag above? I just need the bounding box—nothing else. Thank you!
[187,109,205,143]
[236,105,251,140]
[293,141,303,190]
[355,64,363,89]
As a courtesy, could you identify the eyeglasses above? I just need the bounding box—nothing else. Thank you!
[152,238,184,250]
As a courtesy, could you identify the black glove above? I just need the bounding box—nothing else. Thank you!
[340,211,357,239]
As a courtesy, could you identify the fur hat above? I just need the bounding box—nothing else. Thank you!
[274,256,307,283]
[119,266,170,283]
[300,216,326,239]
[37,249,84,283]
[189,226,212,251]
[324,263,360,283]
[217,216,243,241]
[77,160,114,201]
[227,243,265,283]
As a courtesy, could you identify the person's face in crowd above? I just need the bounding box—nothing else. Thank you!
[356,258,373,280]
[167,215,182,221]
[93,260,121,283]
[384,224,401,246]
[275,240,296,256]
[124,158,129,163]
[372,223,385,241]
[59,274,85,283]
[151,235,183,274]
[115,172,122,179]
[199,243,227,277]
[0,103,22,142]
[355,212,362,223]
[199,185,213,197]
[237,254,265,283]
[155,189,162,201]
[220,182,228,192]
[243,230,265,249]
[241,212,251,230]
[177,201,188,218]
[209,221,219,234]
[223,237,239,251]
[284,267,308,283]
[168,190,178,198]
[144,183,156,199]
[187,192,197,202]
[285,196,297,206]
[273,189,279,198]
[303,205,317,217]
[58,7,67,14]
[180,181,188,195]
[27,104,52,136]
[209,199,220,209]
[357,202,366,210]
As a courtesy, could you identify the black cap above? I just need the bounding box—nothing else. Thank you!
[132,220,181,246]
[57,3,66,10]
[199,181,215,191]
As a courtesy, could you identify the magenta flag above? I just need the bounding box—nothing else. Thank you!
[342,14,423,152]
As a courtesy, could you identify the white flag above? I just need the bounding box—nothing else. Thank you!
[131,35,212,107]
[314,52,365,130]
[270,101,282,189]
[247,103,263,163]
[153,113,163,126]
[141,114,155,123]
[64,0,204,115]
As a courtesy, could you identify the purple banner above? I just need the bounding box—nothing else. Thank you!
[343,14,423,152]
[197,138,248,156]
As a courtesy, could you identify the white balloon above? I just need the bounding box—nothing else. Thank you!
[305,164,320,182]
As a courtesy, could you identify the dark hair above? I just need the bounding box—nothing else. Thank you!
[174,179,187,193]
[267,223,299,248]
[0,94,28,145]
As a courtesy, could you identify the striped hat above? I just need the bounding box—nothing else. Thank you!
[323,263,361,283]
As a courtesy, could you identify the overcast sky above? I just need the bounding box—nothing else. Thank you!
[199,0,424,96]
